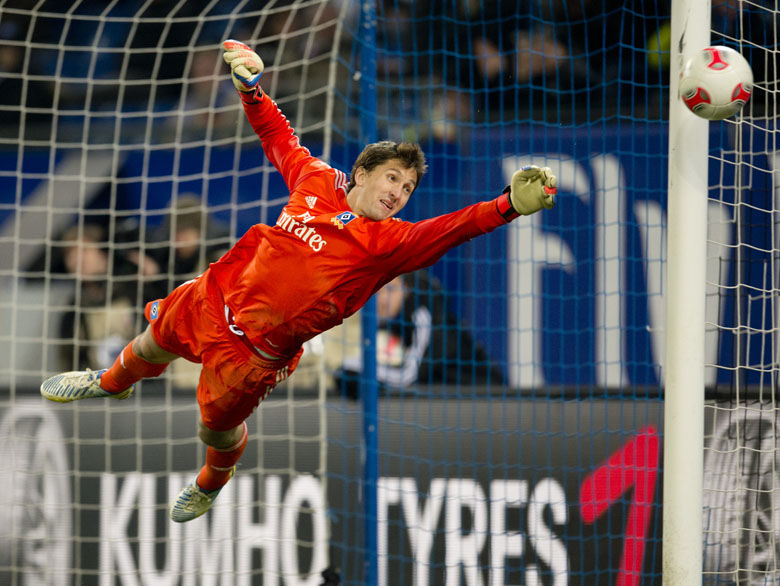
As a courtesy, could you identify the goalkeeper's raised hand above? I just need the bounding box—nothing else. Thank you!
[499,165,557,218]
[222,40,264,103]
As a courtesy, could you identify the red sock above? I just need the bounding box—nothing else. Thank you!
[99,342,169,393]
[197,423,248,491]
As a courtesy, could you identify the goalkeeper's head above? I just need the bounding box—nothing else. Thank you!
[347,141,427,194]
[346,141,427,221]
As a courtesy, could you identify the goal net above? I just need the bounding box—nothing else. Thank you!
[0,0,691,584]
[701,2,780,584]
[0,1,348,584]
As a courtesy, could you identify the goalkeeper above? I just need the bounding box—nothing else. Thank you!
[40,40,557,523]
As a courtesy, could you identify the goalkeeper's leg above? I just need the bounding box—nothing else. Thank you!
[166,344,299,522]
[40,328,173,402]
[170,420,248,522]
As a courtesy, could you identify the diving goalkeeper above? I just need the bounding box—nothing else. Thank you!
[40,40,557,523]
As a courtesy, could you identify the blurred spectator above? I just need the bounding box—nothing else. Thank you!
[335,270,504,398]
[0,21,24,108]
[377,0,413,79]
[542,0,671,116]
[235,1,341,132]
[26,2,128,112]
[57,223,138,370]
[413,0,593,125]
[142,194,231,301]
[371,0,471,142]
[49,197,229,379]
[373,0,421,140]
[122,194,231,388]
[470,16,581,120]
[171,46,239,142]
[414,0,678,123]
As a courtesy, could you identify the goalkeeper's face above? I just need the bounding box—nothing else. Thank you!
[347,159,417,221]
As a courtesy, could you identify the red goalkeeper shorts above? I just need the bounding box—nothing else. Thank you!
[144,270,302,432]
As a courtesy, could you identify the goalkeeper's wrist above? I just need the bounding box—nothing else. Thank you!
[238,86,262,105]
[495,189,520,222]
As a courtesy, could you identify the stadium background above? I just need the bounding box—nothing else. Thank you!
[0,0,776,584]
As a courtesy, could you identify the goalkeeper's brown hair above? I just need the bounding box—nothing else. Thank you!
[347,141,427,193]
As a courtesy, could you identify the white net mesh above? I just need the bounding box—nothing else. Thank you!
[702,3,780,583]
[0,1,349,583]
[0,0,352,385]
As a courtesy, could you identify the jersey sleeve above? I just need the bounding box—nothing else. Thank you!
[241,90,332,194]
[380,197,510,275]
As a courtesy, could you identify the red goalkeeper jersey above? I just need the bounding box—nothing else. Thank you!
[208,91,510,362]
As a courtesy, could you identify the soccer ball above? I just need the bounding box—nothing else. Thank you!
[679,46,753,120]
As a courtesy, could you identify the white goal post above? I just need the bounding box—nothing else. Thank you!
[664,0,710,582]
[666,0,780,583]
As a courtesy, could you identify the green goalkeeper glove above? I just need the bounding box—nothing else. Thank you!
[222,39,264,103]
[506,165,557,215]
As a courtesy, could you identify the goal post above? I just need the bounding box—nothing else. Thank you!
[667,0,778,583]
[663,0,711,582]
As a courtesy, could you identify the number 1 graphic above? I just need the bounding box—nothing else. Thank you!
[579,426,660,586]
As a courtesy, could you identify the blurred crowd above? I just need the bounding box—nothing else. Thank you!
[50,195,230,381]
[5,0,776,392]
[330,270,505,398]
[2,0,772,142]
[0,0,341,142]
[0,0,775,140]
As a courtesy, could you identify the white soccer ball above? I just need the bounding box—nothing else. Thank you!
[679,45,753,120]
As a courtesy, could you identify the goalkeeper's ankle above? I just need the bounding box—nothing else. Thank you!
[96,372,127,395]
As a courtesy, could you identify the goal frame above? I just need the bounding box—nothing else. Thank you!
[663,0,711,582]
